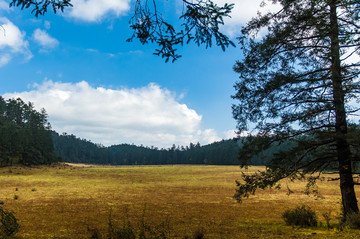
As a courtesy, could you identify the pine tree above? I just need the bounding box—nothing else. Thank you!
[0,97,57,166]
[232,0,360,218]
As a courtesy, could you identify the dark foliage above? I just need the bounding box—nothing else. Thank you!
[282,205,317,227]
[9,0,72,17]
[345,212,360,229]
[232,0,360,217]
[0,202,20,238]
[52,131,241,166]
[0,96,57,166]
[128,0,235,62]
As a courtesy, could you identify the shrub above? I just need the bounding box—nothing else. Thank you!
[113,224,136,239]
[191,227,205,239]
[322,210,332,229]
[108,219,136,239]
[106,207,168,239]
[0,204,20,238]
[282,205,317,227]
[345,211,360,229]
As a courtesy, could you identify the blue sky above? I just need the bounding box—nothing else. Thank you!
[0,0,276,148]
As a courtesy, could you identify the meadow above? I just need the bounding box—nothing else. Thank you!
[0,164,359,238]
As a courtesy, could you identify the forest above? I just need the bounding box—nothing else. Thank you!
[52,131,241,165]
[0,97,57,166]
[0,96,297,167]
[3,96,358,168]
[0,96,279,167]
[51,131,295,166]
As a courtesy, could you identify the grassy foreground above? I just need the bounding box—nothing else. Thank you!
[0,164,359,238]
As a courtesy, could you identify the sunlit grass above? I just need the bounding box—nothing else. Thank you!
[0,164,359,238]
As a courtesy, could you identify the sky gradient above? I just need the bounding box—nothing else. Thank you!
[0,0,276,148]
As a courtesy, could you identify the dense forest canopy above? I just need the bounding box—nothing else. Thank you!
[51,131,298,166]
[52,132,242,165]
[0,97,57,166]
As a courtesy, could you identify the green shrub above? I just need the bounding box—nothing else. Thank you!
[108,220,136,239]
[282,205,317,227]
[106,207,168,239]
[0,204,20,238]
[113,225,136,239]
[345,211,360,229]
[322,210,332,229]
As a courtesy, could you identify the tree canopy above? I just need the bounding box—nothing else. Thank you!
[52,131,241,166]
[0,97,57,166]
[232,0,360,218]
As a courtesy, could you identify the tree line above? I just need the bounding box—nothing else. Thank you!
[0,97,57,166]
[52,132,242,165]
[0,96,284,167]
[52,131,298,166]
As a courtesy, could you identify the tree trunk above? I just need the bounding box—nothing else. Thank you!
[329,0,359,218]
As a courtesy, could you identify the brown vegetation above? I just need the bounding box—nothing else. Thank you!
[0,164,359,238]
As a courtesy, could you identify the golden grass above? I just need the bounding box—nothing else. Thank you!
[0,164,359,238]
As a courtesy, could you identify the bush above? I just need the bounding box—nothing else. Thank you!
[282,205,317,227]
[322,210,332,229]
[0,204,20,238]
[345,211,360,229]
[184,227,206,239]
[106,207,168,239]
[108,220,136,239]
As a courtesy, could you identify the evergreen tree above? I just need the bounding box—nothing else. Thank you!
[52,131,241,166]
[0,97,57,166]
[232,0,360,218]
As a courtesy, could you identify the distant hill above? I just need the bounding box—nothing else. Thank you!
[52,131,242,165]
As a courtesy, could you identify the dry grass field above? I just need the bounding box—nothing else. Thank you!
[0,164,359,238]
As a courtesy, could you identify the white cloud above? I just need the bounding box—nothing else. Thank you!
[342,46,360,66]
[0,17,32,65]
[3,80,229,147]
[0,18,28,51]
[0,0,9,11]
[44,21,51,30]
[212,0,281,37]
[0,53,10,67]
[222,129,237,139]
[67,0,131,22]
[33,29,59,49]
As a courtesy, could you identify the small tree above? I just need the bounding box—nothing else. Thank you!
[232,0,360,219]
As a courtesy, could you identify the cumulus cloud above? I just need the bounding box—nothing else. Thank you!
[33,29,59,49]
[67,0,131,22]
[3,80,229,147]
[0,17,32,66]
